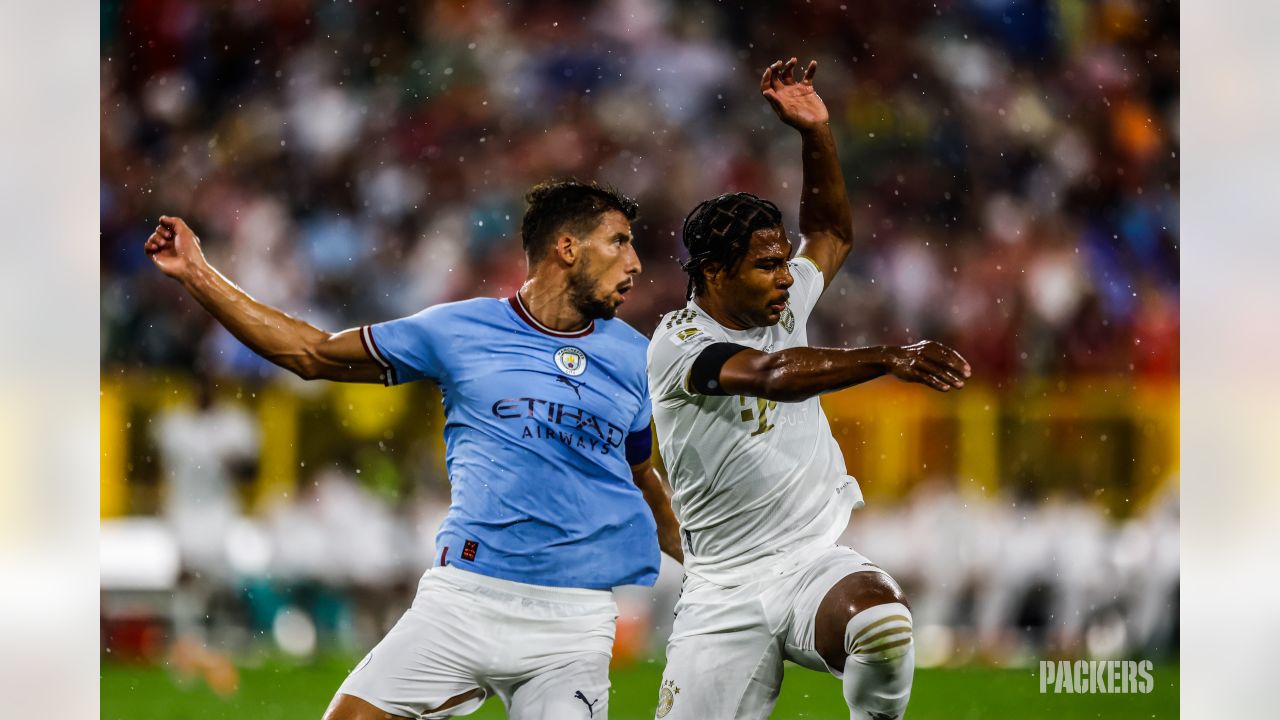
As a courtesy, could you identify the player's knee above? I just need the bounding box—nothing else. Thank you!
[818,572,910,669]
[844,602,914,665]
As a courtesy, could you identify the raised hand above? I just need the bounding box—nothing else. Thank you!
[760,57,829,132]
[886,341,972,392]
[144,215,208,282]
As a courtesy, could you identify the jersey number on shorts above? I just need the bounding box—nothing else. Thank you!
[737,396,778,436]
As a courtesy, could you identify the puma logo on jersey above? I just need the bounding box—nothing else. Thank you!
[555,374,585,399]
[573,690,599,717]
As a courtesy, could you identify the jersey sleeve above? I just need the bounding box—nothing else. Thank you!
[629,379,653,433]
[624,379,654,465]
[363,305,451,386]
[787,256,826,326]
[647,315,724,405]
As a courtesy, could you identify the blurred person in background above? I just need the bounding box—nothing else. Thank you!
[1041,489,1111,657]
[897,479,976,651]
[152,370,259,584]
[1117,485,1180,656]
[311,465,414,648]
[972,485,1056,663]
[151,370,258,694]
[248,466,413,656]
[143,177,684,719]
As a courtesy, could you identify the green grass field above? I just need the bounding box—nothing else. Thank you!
[102,656,1178,719]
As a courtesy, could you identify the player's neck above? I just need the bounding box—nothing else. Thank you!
[692,293,754,331]
[517,277,592,333]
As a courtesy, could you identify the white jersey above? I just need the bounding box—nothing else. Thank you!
[647,257,864,587]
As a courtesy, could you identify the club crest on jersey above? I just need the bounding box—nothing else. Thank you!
[656,679,680,718]
[780,306,795,333]
[554,346,588,376]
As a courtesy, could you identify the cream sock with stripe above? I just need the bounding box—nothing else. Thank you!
[841,602,915,720]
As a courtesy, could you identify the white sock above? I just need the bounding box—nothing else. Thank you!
[841,602,915,720]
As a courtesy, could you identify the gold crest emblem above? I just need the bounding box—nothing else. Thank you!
[780,307,795,333]
[656,679,680,717]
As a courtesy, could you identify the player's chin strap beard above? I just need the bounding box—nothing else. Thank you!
[566,261,616,322]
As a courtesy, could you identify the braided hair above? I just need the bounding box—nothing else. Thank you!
[680,192,783,299]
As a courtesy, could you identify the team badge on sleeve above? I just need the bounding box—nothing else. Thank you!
[780,307,795,333]
[656,679,680,717]
[669,327,703,346]
[554,346,588,376]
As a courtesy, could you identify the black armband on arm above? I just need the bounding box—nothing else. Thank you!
[689,342,750,396]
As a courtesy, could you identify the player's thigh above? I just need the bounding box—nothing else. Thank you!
[323,689,484,720]
[655,627,784,720]
[785,546,906,673]
[505,651,612,720]
[332,592,489,718]
[501,597,619,719]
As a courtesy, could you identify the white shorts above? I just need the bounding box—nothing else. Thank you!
[336,565,617,719]
[654,545,888,720]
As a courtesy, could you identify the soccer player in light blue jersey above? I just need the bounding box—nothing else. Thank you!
[146,180,683,720]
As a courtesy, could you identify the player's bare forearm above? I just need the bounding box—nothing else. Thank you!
[146,216,384,383]
[178,263,366,381]
[723,346,890,402]
[719,342,971,403]
[632,462,684,564]
[796,125,853,277]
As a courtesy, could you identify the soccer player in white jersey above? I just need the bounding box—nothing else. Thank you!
[647,58,971,720]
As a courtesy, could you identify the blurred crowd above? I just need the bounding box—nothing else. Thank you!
[101,0,1179,382]
[99,0,1180,668]
[844,480,1179,665]
[101,385,1176,666]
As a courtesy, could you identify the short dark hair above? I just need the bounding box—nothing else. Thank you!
[680,192,783,298]
[521,179,639,262]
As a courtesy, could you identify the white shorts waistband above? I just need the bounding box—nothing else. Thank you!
[428,564,615,605]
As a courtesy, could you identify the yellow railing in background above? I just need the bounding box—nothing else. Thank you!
[818,377,1179,509]
[100,374,1178,518]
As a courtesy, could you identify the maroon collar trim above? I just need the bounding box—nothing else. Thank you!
[507,294,595,338]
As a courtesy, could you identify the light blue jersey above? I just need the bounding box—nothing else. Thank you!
[361,295,659,589]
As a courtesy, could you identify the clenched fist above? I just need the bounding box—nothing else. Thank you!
[144,215,208,282]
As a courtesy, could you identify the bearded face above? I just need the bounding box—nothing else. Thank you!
[565,210,639,320]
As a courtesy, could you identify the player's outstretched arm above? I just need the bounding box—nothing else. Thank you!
[144,216,385,383]
[630,458,684,565]
[761,57,853,289]
[709,341,971,403]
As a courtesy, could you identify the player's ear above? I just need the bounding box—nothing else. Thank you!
[554,233,578,266]
[702,261,723,289]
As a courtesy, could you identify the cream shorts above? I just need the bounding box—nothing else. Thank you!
[654,545,890,719]
[336,565,617,719]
